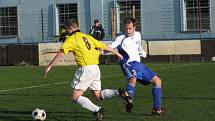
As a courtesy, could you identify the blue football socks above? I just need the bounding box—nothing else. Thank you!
[126,84,135,100]
[152,86,162,110]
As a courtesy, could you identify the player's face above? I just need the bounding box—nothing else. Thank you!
[124,23,136,37]
[95,22,99,27]
[66,26,73,34]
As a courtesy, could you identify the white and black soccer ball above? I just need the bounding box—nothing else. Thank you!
[32,108,46,121]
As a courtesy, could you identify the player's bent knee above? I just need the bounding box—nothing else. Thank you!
[94,93,102,100]
[71,90,85,103]
[91,90,102,100]
[95,96,102,100]
[71,96,78,103]
[151,76,162,87]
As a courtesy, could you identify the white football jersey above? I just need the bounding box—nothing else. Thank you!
[109,31,145,63]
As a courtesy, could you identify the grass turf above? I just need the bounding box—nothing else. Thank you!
[0,62,215,121]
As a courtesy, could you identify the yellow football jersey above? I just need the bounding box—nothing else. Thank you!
[60,31,107,67]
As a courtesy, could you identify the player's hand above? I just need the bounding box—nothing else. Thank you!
[95,47,104,55]
[44,66,51,78]
[99,50,104,55]
[140,52,147,58]
[119,54,123,60]
[140,54,146,58]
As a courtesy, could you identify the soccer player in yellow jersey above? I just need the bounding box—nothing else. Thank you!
[44,19,123,121]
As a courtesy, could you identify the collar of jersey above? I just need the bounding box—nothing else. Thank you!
[69,30,81,36]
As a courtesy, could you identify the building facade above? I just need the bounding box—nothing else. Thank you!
[0,0,92,43]
[0,0,215,65]
[0,0,214,43]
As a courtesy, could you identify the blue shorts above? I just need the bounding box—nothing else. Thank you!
[120,61,157,85]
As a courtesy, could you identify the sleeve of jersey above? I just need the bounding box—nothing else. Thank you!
[60,39,74,54]
[109,37,120,49]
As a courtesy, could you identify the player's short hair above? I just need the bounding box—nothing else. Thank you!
[94,19,99,24]
[65,19,79,29]
[123,17,136,27]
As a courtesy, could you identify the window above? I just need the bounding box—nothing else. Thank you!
[0,7,18,38]
[181,0,210,32]
[55,3,78,35]
[113,0,141,33]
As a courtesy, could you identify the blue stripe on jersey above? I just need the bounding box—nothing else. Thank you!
[117,36,129,64]
[118,45,129,64]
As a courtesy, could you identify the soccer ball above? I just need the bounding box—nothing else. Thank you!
[32,108,46,121]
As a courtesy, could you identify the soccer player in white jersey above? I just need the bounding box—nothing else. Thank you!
[109,18,165,115]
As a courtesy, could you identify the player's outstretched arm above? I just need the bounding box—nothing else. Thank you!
[44,52,65,78]
[105,47,123,60]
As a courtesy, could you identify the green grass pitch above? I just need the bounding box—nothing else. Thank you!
[0,62,215,121]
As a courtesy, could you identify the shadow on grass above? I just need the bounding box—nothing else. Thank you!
[0,110,96,121]
[0,109,163,121]
[47,111,96,121]
[108,112,152,116]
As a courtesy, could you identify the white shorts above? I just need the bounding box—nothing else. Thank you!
[72,65,101,91]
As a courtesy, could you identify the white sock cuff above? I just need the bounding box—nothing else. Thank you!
[153,86,161,88]
[101,89,119,99]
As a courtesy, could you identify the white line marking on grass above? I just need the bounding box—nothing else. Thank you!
[0,81,69,93]
[103,74,122,77]
[152,63,202,70]
[153,64,190,70]
[0,63,200,93]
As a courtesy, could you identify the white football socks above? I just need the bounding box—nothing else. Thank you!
[101,89,119,99]
[77,96,100,112]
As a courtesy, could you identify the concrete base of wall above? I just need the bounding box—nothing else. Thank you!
[0,40,215,65]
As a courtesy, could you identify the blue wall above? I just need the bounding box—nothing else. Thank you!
[142,0,215,40]
[0,0,215,44]
[0,0,91,43]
